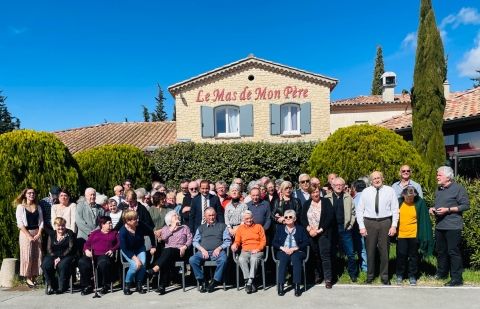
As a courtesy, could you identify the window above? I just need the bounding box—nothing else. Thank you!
[215,106,239,137]
[281,104,300,134]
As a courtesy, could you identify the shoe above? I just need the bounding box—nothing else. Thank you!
[81,286,93,296]
[245,283,252,294]
[396,276,403,285]
[207,280,219,293]
[350,276,358,283]
[136,282,146,294]
[365,279,373,284]
[26,279,35,288]
[325,280,333,289]
[46,287,55,295]
[381,279,391,285]
[294,284,302,297]
[444,280,463,287]
[123,282,132,295]
[157,286,166,295]
[198,280,207,293]
[277,284,285,296]
[55,288,67,295]
[100,286,109,295]
[251,283,257,293]
[409,277,417,286]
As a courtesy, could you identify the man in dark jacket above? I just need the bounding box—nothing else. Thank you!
[189,180,224,234]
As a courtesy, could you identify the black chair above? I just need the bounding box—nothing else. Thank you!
[93,252,116,293]
[193,247,229,291]
[271,246,310,291]
[232,246,269,291]
[150,260,187,292]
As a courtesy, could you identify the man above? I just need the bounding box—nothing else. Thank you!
[176,178,190,205]
[247,188,271,233]
[125,189,154,230]
[429,166,470,286]
[123,179,133,193]
[76,188,105,255]
[110,185,126,208]
[392,165,424,198]
[215,180,231,209]
[189,207,231,293]
[294,174,311,207]
[351,180,367,272]
[189,180,224,234]
[356,171,399,285]
[310,177,320,188]
[231,210,266,294]
[326,177,358,282]
[180,181,198,226]
[39,186,60,254]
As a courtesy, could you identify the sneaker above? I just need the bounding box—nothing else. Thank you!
[409,277,417,286]
[396,276,403,285]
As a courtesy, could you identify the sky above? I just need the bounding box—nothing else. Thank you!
[1,0,479,132]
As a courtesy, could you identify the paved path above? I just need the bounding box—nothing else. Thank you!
[1,284,480,309]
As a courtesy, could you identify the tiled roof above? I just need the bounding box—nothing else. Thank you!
[331,94,411,107]
[377,87,480,130]
[53,122,177,154]
[168,55,339,95]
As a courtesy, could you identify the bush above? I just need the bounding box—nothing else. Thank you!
[74,145,153,196]
[307,124,431,186]
[458,178,480,269]
[152,142,316,188]
[0,130,82,261]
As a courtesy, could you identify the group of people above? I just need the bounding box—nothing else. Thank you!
[14,165,470,297]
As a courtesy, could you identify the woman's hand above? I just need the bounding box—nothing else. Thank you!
[33,232,41,241]
[133,256,142,270]
[149,247,156,256]
[85,249,93,258]
[154,229,162,238]
[54,257,61,269]
[179,245,187,257]
[105,250,113,257]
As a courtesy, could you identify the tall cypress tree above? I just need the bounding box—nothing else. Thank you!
[371,46,385,95]
[142,105,150,122]
[0,91,20,134]
[411,0,446,188]
[151,83,167,122]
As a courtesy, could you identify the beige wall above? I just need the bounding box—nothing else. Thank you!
[174,67,331,143]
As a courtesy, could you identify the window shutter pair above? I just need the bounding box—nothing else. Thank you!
[270,102,311,135]
[201,105,253,138]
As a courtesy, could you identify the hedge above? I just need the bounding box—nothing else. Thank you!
[0,130,82,261]
[151,142,315,188]
[307,124,431,187]
[74,145,154,196]
[458,178,480,269]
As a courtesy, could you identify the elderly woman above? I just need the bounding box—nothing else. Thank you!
[107,198,123,231]
[78,216,120,295]
[231,210,266,294]
[272,181,302,227]
[300,185,334,289]
[15,187,43,288]
[42,217,75,294]
[51,188,76,231]
[272,209,309,297]
[146,210,193,295]
[225,184,249,237]
[120,210,156,295]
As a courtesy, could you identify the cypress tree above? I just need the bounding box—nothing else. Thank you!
[142,105,151,122]
[371,46,385,95]
[411,0,446,188]
[151,83,167,122]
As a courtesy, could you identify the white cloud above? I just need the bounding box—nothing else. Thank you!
[401,32,417,50]
[8,26,28,35]
[440,7,480,29]
[457,32,480,77]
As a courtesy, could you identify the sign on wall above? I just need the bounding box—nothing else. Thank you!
[196,86,309,103]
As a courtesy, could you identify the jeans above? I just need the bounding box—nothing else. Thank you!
[121,248,146,284]
[335,224,358,278]
[352,225,367,271]
[189,250,227,282]
[435,229,463,282]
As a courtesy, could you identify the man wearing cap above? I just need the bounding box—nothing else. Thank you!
[392,165,423,199]
[39,186,60,254]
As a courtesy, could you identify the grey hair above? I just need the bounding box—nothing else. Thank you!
[164,210,178,226]
[242,210,253,218]
[358,176,370,187]
[85,187,96,195]
[437,166,454,180]
[275,179,284,187]
[298,173,310,182]
[229,183,241,192]
[284,209,296,219]
[95,193,108,205]
[215,180,227,187]
[135,188,147,199]
[246,180,261,192]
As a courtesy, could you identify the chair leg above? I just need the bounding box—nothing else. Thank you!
[181,264,186,292]
[236,264,240,291]
[262,261,266,291]
[303,262,307,291]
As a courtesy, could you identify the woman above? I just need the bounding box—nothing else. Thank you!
[149,191,169,259]
[119,210,156,295]
[165,192,177,210]
[50,188,76,231]
[107,198,123,231]
[225,184,249,237]
[147,210,192,295]
[78,216,120,295]
[41,217,75,294]
[272,181,302,227]
[300,185,334,289]
[272,209,309,297]
[15,187,43,288]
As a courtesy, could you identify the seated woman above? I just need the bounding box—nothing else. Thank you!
[231,210,266,294]
[272,209,309,297]
[119,210,156,295]
[147,210,192,295]
[78,216,120,295]
[41,217,75,294]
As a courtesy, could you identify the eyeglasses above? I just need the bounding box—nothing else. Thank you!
[189,188,198,191]
[300,180,310,184]
[26,192,35,195]
[401,170,411,173]
[284,216,294,219]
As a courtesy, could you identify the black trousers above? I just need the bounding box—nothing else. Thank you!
[310,234,332,281]
[78,255,114,288]
[435,229,463,282]
[41,255,74,291]
[276,251,306,285]
[153,247,181,287]
[364,218,391,281]
[396,238,418,278]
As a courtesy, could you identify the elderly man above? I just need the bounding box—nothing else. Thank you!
[429,166,470,286]
[189,180,224,234]
[189,207,231,293]
[247,188,271,232]
[76,188,105,256]
[176,178,190,205]
[294,174,311,207]
[215,180,231,209]
[392,165,424,198]
[356,171,399,285]
[326,177,358,282]
[110,185,126,208]
[232,210,266,294]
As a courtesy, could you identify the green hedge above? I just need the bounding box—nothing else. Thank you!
[74,145,154,196]
[308,124,431,187]
[152,142,315,188]
[0,130,82,261]
[458,178,480,269]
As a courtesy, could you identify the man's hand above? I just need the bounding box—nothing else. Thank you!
[133,256,142,270]
[428,208,436,216]
[212,247,222,258]
[388,227,397,237]
[360,228,368,237]
[435,207,449,216]
[200,248,209,259]
[231,243,238,252]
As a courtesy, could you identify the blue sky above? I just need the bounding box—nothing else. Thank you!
[1,0,479,132]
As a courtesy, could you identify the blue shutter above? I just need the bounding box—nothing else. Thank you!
[270,104,281,135]
[300,102,311,134]
[201,106,214,138]
[240,104,253,136]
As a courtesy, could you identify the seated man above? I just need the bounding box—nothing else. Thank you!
[189,207,231,293]
[231,210,266,294]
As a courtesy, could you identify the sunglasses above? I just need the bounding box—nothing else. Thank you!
[300,180,310,184]
[189,188,198,191]
[284,216,294,219]
[401,170,411,173]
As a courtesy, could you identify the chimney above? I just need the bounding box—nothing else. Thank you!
[381,72,396,102]
[443,80,450,100]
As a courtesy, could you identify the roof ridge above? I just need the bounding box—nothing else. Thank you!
[52,121,174,133]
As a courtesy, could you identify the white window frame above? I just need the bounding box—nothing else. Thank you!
[215,105,240,137]
[281,103,300,135]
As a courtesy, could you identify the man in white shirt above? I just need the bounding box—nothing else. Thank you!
[356,171,399,285]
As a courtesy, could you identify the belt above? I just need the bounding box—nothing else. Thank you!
[364,216,392,222]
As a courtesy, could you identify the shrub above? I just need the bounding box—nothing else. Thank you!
[458,178,480,269]
[0,130,82,261]
[307,125,431,186]
[74,145,153,196]
[151,142,315,188]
